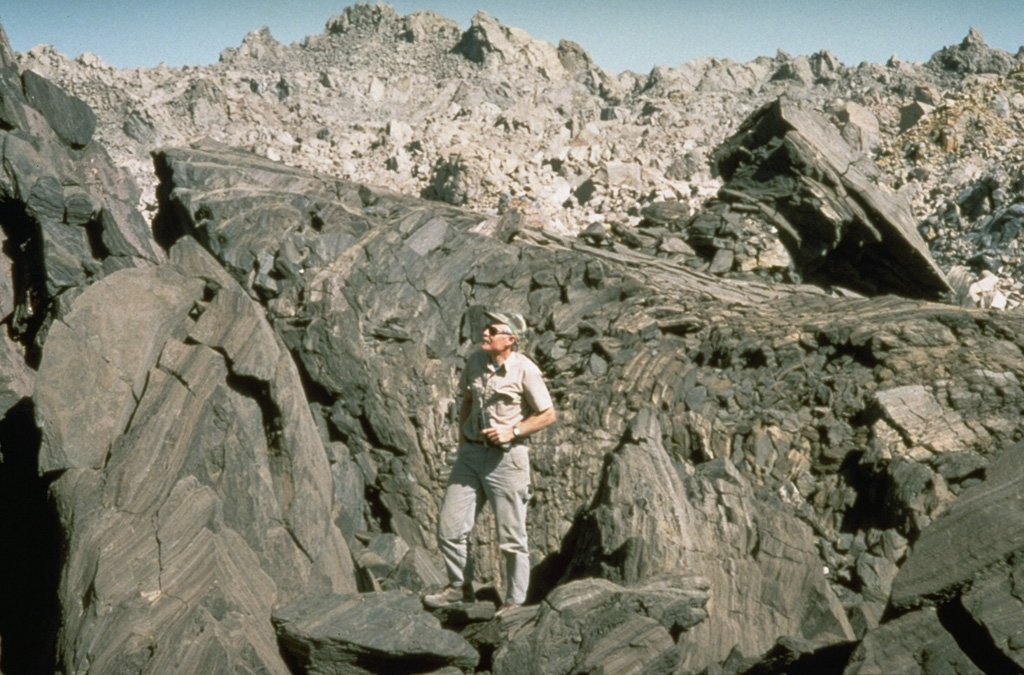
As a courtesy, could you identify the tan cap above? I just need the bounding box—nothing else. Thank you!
[483,310,527,339]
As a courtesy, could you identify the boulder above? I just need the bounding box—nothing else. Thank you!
[273,591,479,674]
[844,608,981,674]
[384,546,448,593]
[21,70,96,148]
[556,409,854,670]
[35,241,356,674]
[890,440,1024,611]
[899,100,934,132]
[493,577,708,675]
[708,97,951,300]
[837,101,880,153]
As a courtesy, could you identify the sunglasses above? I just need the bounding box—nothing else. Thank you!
[484,325,514,337]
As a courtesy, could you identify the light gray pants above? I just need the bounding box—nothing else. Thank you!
[437,441,532,604]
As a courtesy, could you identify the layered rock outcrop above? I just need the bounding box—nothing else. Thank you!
[35,251,357,672]
[0,24,362,672]
[0,23,161,410]
[554,412,853,670]
[704,97,951,299]
[141,138,1024,672]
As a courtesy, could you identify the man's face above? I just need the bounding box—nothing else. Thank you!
[481,323,516,354]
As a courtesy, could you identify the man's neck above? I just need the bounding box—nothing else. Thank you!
[489,349,513,366]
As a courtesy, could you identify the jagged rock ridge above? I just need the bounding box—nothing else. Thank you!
[15,5,1024,305]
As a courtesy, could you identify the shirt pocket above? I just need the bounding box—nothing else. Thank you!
[492,378,523,415]
[490,391,519,422]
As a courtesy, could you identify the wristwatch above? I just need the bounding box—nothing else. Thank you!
[512,426,521,438]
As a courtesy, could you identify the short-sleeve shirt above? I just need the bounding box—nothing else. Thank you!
[458,349,553,444]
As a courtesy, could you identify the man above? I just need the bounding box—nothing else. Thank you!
[424,310,556,614]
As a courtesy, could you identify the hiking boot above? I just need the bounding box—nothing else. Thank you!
[495,601,520,616]
[423,584,470,608]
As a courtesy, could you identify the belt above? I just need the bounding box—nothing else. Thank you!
[476,438,513,450]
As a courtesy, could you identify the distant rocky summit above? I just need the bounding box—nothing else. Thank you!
[2,5,1024,674]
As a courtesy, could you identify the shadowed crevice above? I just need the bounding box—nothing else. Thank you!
[224,371,285,456]
[937,595,1021,675]
[0,199,49,367]
[0,399,61,675]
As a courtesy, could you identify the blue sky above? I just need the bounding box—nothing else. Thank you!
[2,1,1022,74]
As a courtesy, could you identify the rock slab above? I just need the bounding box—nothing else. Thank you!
[273,591,479,674]
[36,242,356,674]
[709,97,951,299]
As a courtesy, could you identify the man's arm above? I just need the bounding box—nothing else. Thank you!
[483,406,556,446]
[516,407,556,437]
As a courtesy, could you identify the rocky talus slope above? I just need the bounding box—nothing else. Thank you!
[1,6,1024,674]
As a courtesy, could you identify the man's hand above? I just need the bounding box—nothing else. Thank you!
[482,425,515,445]
[481,407,556,446]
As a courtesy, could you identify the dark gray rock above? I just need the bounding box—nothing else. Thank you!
[273,591,479,674]
[144,142,1024,673]
[855,552,898,604]
[383,546,448,593]
[890,440,1024,610]
[34,241,357,674]
[642,200,691,227]
[152,144,488,551]
[354,549,391,591]
[844,608,982,674]
[556,409,854,670]
[33,265,200,472]
[368,532,412,568]
[859,440,1024,672]
[493,577,707,675]
[0,34,162,372]
[708,97,951,300]
[927,28,1018,77]
[21,70,96,149]
[960,554,1024,671]
[0,25,29,132]
[323,437,368,545]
